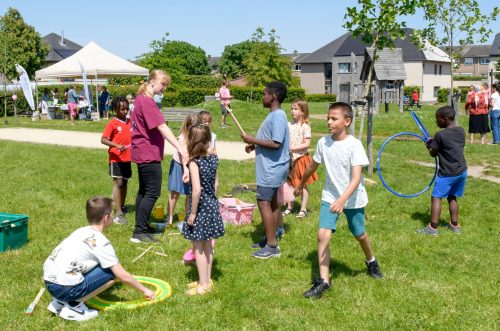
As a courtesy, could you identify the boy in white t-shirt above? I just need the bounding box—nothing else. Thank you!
[43,196,155,321]
[295,102,382,299]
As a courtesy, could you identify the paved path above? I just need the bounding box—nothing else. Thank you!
[0,128,255,161]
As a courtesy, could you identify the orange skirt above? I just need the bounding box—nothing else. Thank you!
[289,154,318,188]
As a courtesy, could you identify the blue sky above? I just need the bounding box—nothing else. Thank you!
[1,0,498,60]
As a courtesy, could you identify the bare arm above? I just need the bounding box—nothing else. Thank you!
[110,263,155,300]
[294,161,320,195]
[241,134,281,150]
[187,161,201,226]
[101,137,125,151]
[329,165,363,214]
[290,137,311,153]
[157,123,188,162]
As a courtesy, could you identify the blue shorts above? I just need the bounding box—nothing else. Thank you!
[45,265,115,302]
[432,171,467,198]
[319,201,365,237]
[256,186,279,202]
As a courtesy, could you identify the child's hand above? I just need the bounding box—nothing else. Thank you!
[116,144,126,152]
[182,170,190,183]
[245,144,255,153]
[187,213,196,226]
[144,288,155,301]
[330,199,345,214]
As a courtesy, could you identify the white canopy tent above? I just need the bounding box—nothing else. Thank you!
[35,41,149,116]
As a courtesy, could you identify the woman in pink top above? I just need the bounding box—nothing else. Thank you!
[130,70,188,243]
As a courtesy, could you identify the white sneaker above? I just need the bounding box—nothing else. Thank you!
[59,302,98,321]
[47,298,65,314]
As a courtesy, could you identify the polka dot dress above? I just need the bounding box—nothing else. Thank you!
[182,155,225,241]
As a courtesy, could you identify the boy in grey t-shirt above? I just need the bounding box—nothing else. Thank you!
[241,81,290,259]
[296,102,382,299]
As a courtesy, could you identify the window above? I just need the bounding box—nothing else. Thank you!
[479,58,490,65]
[464,58,473,65]
[294,64,302,71]
[324,63,332,80]
[439,65,442,75]
[338,63,351,73]
[433,86,440,97]
[434,65,437,75]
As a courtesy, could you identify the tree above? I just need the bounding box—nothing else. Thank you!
[0,8,49,80]
[218,40,255,79]
[344,0,421,175]
[137,33,210,84]
[243,27,294,87]
[417,0,499,104]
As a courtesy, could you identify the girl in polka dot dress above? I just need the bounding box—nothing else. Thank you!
[182,124,224,295]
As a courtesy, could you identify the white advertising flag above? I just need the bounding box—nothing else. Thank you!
[15,64,35,110]
[79,61,90,104]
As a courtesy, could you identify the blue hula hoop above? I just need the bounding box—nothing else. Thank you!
[411,111,431,140]
[377,132,438,198]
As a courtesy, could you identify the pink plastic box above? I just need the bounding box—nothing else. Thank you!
[218,198,256,225]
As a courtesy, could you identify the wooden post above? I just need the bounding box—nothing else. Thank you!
[399,81,404,113]
[366,91,374,176]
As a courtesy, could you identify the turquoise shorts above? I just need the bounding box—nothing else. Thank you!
[319,201,365,237]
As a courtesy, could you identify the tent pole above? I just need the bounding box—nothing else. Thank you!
[95,74,99,120]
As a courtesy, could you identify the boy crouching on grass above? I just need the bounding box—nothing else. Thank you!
[43,196,155,321]
[295,102,382,299]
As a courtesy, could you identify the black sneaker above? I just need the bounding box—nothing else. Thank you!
[121,206,129,215]
[366,260,383,279]
[304,278,330,299]
[146,225,162,235]
[130,233,159,244]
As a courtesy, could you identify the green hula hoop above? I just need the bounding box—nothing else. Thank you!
[86,276,172,310]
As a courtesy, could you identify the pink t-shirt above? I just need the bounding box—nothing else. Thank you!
[131,94,166,163]
[219,86,231,106]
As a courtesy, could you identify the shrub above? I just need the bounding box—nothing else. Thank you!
[163,92,179,108]
[453,75,484,81]
[181,75,222,89]
[177,88,214,106]
[304,94,337,102]
[437,87,469,103]
[404,85,421,97]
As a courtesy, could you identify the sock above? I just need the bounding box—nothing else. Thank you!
[268,244,277,249]
[451,220,459,227]
[68,301,80,307]
[430,222,439,229]
[366,256,376,263]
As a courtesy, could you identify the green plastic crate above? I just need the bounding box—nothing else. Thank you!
[0,212,29,252]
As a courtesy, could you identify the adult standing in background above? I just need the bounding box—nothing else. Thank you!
[490,83,500,144]
[154,93,163,111]
[219,80,232,128]
[67,84,79,126]
[99,86,110,119]
[130,69,188,243]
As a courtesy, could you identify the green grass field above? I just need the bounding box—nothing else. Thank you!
[0,102,498,330]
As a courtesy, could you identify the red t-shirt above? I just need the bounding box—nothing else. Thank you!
[131,94,165,163]
[102,117,131,163]
[412,92,419,101]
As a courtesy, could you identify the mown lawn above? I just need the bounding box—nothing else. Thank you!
[0,102,498,330]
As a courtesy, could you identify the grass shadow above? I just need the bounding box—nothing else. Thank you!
[306,250,362,280]
[184,257,222,283]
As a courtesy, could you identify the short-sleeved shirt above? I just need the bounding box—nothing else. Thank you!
[131,94,166,163]
[102,117,132,163]
[288,121,311,160]
[491,91,500,111]
[313,135,369,209]
[255,109,290,187]
[428,126,467,177]
[219,87,231,106]
[67,89,79,104]
[43,226,119,286]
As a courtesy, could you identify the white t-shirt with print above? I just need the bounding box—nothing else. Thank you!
[313,135,369,209]
[43,226,119,286]
[288,121,311,161]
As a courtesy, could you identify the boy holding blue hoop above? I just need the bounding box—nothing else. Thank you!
[295,102,382,299]
[418,106,467,236]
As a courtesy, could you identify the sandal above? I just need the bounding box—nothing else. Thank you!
[296,210,308,218]
[185,285,211,296]
[282,208,293,216]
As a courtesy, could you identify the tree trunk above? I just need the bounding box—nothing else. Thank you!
[364,46,377,176]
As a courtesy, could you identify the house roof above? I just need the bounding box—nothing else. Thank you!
[297,28,450,64]
[43,33,82,62]
[490,32,500,56]
[362,48,407,81]
[463,45,491,57]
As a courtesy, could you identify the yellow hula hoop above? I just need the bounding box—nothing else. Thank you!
[86,276,172,310]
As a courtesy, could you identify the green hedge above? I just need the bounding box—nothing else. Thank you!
[453,76,484,81]
[304,94,337,102]
[177,88,214,106]
[181,75,222,89]
[404,85,421,97]
[437,87,469,103]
